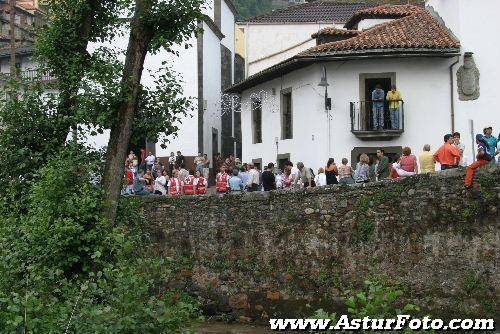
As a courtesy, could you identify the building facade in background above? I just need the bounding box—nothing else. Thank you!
[236,1,382,77]
[228,2,499,171]
[86,0,242,169]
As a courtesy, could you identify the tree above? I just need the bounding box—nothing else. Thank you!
[102,0,205,222]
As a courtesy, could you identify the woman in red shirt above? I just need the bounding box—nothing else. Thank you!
[400,147,418,174]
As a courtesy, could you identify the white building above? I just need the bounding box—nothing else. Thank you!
[236,1,383,77]
[227,3,500,171]
[0,0,240,170]
[427,0,500,162]
[88,0,240,167]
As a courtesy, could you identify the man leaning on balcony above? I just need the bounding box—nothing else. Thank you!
[386,84,402,130]
[372,84,385,130]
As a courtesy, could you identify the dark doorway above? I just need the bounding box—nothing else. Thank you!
[365,77,392,130]
[128,137,146,165]
[211,128,219,185]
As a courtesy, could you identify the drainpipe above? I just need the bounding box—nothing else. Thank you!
[449,55,460,133]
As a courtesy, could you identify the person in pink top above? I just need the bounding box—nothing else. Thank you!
[393,147,418,177]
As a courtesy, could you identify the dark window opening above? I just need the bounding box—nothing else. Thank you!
[252,98,262,144]
[281,90,293,140]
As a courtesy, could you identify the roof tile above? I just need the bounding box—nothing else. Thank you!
[303,5,460,56]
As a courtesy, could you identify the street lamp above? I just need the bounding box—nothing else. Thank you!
[318,66,332,156]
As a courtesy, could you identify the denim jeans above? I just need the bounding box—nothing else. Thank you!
[372,106,384,129]
[390,108,399,129]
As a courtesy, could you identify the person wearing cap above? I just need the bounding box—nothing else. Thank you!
[465,134,494,188]
[483,126,498,160]
[433,134,461,170]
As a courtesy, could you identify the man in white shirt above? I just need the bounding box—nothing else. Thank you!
[145,152,156,171]
[246,163,260,192]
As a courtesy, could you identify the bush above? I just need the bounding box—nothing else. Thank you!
[0,145,201,333]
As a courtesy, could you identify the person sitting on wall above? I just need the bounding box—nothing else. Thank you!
[194,170,207,195]
[372,84,385,130]
[386,84,402,130]
[133,170,150,196]
[465,134,494,188]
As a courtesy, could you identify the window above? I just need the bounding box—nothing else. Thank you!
[281,89,293,139]
[251,97,262,144]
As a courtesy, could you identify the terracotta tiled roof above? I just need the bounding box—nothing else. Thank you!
[242,1,378,24]
[302,5,460,57]
[226,5,460,94]
[311,27,360,39]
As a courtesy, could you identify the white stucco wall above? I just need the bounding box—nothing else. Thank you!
[244,23,339,76]
[202,25,223,159]
[85,4,235,159]
[427,0,500,159]
[357,18,394,30]
[240,57,456,171]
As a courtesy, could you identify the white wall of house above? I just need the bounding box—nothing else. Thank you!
[240,57,456,171]
[427,0,500,158]
[357,18,394,30]
[242,23,341,76]
[84,1,235,162]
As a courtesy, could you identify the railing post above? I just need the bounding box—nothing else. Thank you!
[349,102,354,132]
[401,100,404,132]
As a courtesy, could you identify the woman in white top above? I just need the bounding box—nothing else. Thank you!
[314,167,327,187]
[153,170,168,195]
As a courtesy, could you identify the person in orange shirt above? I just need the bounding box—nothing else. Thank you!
[433,134,461,170]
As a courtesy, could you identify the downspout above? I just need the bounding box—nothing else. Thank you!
[449,55,460,133]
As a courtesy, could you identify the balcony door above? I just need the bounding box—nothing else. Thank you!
[359,73,395,131]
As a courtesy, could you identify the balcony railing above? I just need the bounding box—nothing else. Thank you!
[20,69,56,82]
[0,69,56,83]
[350,100,404,140]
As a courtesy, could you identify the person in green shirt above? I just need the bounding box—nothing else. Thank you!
[375,149,390,180]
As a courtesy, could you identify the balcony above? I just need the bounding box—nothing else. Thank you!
[0,69,56,83]
[349,100,404,141]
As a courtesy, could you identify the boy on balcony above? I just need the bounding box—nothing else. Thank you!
[372,84,385,130]
[386,84,402,130]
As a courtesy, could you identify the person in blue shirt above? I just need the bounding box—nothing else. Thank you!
[228,168,244,192]
[372,84,385,130]
[483,126,498,159]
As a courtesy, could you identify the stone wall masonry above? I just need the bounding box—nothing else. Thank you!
[141,165,500,322]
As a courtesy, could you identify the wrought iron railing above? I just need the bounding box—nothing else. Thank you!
[350,100,404,132]
[20,69,56,81]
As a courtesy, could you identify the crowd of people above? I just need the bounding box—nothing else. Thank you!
[122,127,499,196]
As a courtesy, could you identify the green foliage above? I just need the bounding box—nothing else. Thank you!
[234,0,276,20]
[345,280,420,318]
[0,145,201,333]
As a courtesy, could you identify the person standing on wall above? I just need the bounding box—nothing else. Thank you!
[482,126,498,162]
[375,149,390,179]
[372,84,385,130]
[261,163,276,191]
[386,84,402,130]
[433,134,461,170]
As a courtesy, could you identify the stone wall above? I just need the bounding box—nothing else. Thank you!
[141,165,500,322]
